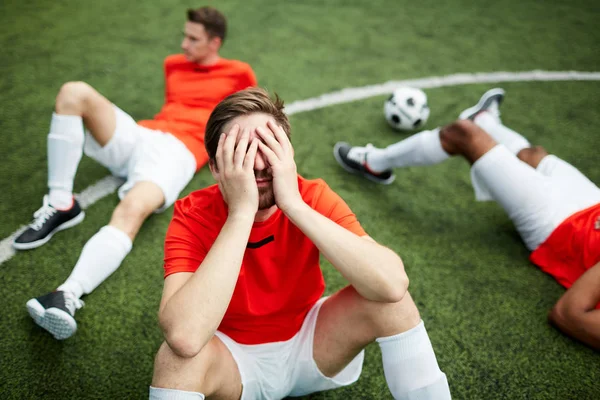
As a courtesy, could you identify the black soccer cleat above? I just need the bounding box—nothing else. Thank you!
[459,88,505,121]
[13,195,85,250]
[333,142,395,185]
[26,290,84,340]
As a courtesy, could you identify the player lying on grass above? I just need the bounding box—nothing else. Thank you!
[15,6,257,340]
[334,88,600,350]
[149,88,452,399]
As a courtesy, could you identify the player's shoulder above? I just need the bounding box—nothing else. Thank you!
[164,54,189,67]
[173,184,226,225]
[298,176,334,203]
[220,57,254,72]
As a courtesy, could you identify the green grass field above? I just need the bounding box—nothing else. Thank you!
[1,0,599,398]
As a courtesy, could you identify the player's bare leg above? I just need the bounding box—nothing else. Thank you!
[516,146,548,168]
[54,81,117,145]
[314,287,420,375]
[108,181,165,239]
[151,337,243,399]
[314,286,451,399]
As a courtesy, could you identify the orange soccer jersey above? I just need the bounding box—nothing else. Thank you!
[530,203,600,306]
[163,176,367,344]
[138,54,257,170]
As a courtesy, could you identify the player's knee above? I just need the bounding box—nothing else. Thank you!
[153,338,230,396]
[55,81,93,114]
[110,198,153,237]
[517,146,548,168]
[152,341,212,387]
[350,286,417,333]
[439,120,480,155]
[113,197,152,223]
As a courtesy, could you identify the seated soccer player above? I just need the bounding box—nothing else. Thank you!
[149,88,452,399]
[334,88,600,350]
[16,6,257,340]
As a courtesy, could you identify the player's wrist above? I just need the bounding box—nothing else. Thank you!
[226,207,257,223]
[279,197,308,218]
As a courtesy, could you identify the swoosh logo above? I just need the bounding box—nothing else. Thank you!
[247,235,274,249]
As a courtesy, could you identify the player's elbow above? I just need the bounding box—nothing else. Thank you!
[377,261,409,303]
[164,330,205,359]
[549,300,600,350]
[382,274,409,303]
[548,298,582,331]
[549,298,569,326]
[159,314,205,359]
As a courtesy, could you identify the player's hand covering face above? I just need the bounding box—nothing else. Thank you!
[256,120,302,212]
[215,124,260,216]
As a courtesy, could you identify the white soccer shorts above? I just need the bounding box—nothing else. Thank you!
[214,297,365,399]
[83,105,196,212]
[471,145,600,250]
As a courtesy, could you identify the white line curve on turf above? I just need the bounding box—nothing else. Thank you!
[2,70,600,265]
[284,70,600,115]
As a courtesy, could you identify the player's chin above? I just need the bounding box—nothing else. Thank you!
[258,189,275,210]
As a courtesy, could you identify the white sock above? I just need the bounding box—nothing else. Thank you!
[366,129,449,172]
[474,112,530,154]
[57,280,86,300]
[377,320,451,400]
[149,387,205,399]
[58,226,132,298]
[49,190,74,210]
[47,113,84,209]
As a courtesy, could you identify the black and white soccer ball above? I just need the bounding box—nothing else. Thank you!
[384,87,430,131]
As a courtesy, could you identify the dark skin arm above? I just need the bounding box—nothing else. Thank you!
[548,262,600,350]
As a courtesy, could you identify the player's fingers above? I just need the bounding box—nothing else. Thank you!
[215,132,226,173]
[267,120,291,154]
[226,123,240,138]
[234,126,250,168]
[243,138,259,171]
[222,124,240,169]
[256,126,284,159]
[257,140,279,166]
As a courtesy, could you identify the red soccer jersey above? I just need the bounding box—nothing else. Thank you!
[530,203,600,306]
[163,176,367,344]
[138,54,257,170]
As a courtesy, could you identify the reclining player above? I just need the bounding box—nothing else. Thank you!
[334,88,600,350]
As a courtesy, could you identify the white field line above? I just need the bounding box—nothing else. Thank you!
[284,70,600,115]
[2,70,600,265]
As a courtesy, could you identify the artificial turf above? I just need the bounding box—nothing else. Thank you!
[1,0,598,398]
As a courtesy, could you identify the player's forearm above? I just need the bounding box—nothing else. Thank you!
[549,262,600,350]
[549,309,600,350]
[160,213,254,355]
[285,202,408,302]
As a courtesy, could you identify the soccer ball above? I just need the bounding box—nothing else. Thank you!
[384,87,430,131]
